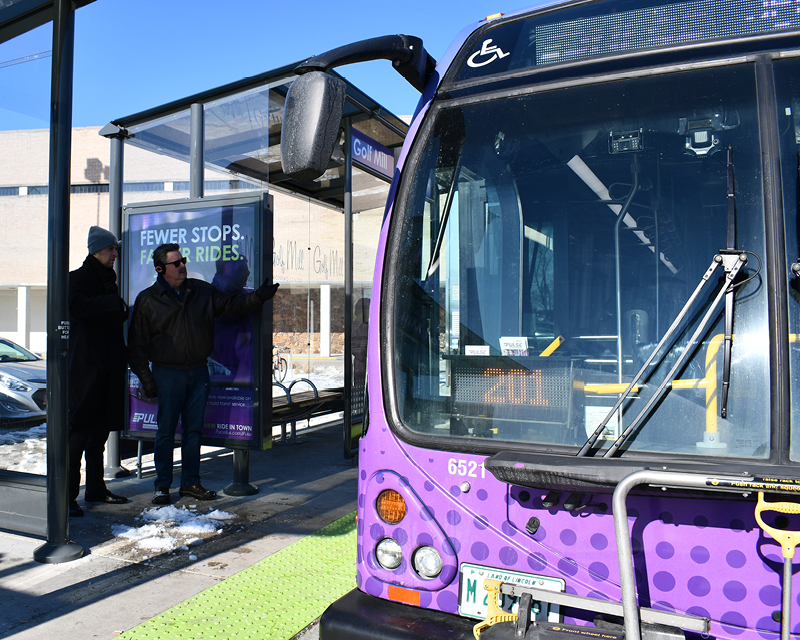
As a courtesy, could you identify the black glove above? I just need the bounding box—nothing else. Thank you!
[257,281,280,301]
[142,379,158,399]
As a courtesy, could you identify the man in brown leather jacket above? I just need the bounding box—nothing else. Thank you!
[128,243,279,505]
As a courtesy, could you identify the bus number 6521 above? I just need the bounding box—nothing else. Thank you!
[447,458,485,478]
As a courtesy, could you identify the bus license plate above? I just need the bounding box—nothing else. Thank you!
[458,563,565,622]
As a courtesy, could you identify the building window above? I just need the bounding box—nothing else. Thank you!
[71,184,110,194]
[172,180,260,191]
[123,182,165,192]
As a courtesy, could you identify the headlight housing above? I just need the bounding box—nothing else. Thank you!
[0,373,32,393]
[412,546,443,579]
[375,538,403,570]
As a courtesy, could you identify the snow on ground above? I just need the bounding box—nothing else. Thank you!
[0,424,47,474]
[0,365,343,557]
[0,365,343,475]
[272,364,344,397]
[111,504,238,560]
[0,427,240,560]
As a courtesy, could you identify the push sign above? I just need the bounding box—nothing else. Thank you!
[351,128,394,180]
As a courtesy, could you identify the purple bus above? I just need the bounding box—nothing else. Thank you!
[281,1,800,639]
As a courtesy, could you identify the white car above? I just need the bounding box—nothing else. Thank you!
[0,338,46,428]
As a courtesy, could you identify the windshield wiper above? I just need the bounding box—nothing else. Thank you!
[578,146,746,457]
[720,145,737,418]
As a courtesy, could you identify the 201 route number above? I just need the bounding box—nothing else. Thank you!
[448,458,486,478]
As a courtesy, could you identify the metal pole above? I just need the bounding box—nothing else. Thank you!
[104,130,130,479]
[224,449,257,496]
[783,558,792,640]
[190,103,204,199]
[343,125,353,459]
[612,470,749,640]
[34,0,84,563]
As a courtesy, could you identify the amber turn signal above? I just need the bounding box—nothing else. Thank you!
[376,489,407,524]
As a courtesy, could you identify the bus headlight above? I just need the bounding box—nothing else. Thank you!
[376,538,403,570]
[413,546,443,579]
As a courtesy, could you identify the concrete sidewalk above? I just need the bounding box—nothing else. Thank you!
[0,422,357,640]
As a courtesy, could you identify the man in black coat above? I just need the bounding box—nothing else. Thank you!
[68,226,129,517]
[128,243,279,505]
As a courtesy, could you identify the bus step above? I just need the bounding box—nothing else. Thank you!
[480,594,686,640]
[481,620,685,640]
[481,620,624,640]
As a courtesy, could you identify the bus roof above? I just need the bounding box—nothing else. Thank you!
[448,0,800,86]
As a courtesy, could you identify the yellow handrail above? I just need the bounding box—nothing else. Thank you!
[586,333,725,437]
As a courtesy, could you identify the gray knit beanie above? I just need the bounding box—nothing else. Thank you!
[87,226,118,254]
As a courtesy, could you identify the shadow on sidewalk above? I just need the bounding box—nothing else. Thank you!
[0,423,358,639]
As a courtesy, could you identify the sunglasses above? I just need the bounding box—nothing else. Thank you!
[164,257,187,268]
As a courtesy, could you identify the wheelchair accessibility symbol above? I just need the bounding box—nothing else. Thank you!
[468,39,510,68]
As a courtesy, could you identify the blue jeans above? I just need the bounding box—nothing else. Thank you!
[151,364,210,489]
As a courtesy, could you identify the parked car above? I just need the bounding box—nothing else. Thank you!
[0,338,46,428]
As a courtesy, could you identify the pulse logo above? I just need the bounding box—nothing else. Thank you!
[132,412,157,430]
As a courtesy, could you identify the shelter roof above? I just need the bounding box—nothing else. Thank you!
[109,62,408,211]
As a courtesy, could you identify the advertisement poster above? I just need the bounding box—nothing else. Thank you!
[124,195,268,448]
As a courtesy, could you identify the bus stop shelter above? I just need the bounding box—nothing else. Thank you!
[103,59,407,458]
[0,0,407,562]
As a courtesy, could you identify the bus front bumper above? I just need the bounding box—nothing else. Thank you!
[320,589,476,640]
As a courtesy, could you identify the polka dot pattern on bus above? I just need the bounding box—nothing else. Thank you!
[355,432,792,636]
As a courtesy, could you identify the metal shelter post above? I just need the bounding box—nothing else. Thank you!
[34,0,84,563]
[224,449,258,496]
[343,125,353,458]
[189,100,258,493]
[102,126,131,479]
[190,103,204,199]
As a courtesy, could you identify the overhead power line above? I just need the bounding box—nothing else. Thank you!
[0,50,52,70]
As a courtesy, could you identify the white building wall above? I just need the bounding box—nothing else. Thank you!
[0,126,387,354]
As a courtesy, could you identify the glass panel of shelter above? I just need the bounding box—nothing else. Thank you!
[351,168,391,426]
[203,82,287,184]
[0,22,54,354]
[117,77,407,436]
[347,105,405,440]
[124,109,192,203]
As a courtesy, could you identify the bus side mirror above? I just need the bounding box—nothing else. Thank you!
[280,72,347,182]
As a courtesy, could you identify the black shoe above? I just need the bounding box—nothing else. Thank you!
[152,487,171,505]
[85,489,129,504]
[179,483,217,500]
[69,501,84,517]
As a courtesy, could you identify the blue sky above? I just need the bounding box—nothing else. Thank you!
[0,0,529,130]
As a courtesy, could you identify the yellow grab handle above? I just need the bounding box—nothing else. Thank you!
[585,383,641,394]
[754,492,800,559]
[472,579,518,640]
[539,335,564,357]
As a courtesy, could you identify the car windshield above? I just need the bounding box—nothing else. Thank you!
[390,63,770,458]
[0,340,39,363]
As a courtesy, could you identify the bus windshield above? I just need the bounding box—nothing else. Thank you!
[391,62,770,458]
